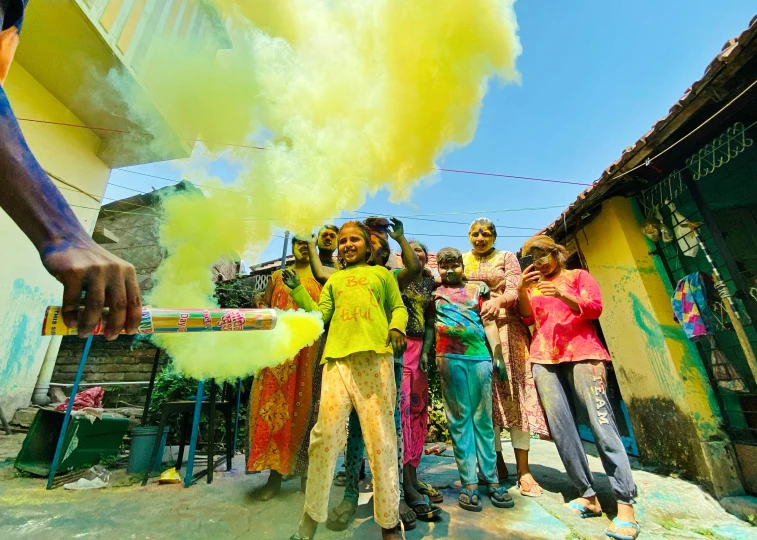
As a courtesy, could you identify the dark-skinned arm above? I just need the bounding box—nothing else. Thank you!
[420,309,436,373]
[388,218,421,291]
[306,235,335,285]
[0,86,141,339]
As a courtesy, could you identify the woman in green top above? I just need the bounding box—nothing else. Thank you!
[284,221,408,540]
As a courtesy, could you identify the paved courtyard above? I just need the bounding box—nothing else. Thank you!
[0,436,754,539]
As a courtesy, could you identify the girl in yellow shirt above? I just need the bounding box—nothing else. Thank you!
[284,221,408,540]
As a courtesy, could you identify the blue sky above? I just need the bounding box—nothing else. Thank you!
[105,1,757,264]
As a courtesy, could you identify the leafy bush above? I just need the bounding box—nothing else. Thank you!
[426,356,450,443]
[214,276,260,308]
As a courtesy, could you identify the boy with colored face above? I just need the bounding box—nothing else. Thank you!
[317,224,338,267]
[428,247,513,512]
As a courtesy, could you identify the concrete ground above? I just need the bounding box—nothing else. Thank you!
[0,435,754,540]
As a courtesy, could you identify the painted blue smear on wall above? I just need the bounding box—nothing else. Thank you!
[0,278,56,391]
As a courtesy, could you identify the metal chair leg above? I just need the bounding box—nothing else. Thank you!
[232,378,242,456]
[184,380,205,488]
[142,407,168,486]
[47,335,93,490]
[225,406,233,471]
[176,412,190,471]
[207,380,216,484]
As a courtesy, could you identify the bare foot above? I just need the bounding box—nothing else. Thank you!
[256,470,282,501]
[297,512,318,538]
[517,472,543,496]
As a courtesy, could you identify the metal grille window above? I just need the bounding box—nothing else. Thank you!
[636,121,757,445]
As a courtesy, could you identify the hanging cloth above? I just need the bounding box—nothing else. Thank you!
[667,201,699,257]
[706,336,748,393]
[672,272,715,339]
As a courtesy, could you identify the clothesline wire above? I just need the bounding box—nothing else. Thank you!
[18,116,590,186]
[102,180,542,230]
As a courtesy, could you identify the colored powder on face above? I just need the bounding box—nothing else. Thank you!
[113,1,521,380]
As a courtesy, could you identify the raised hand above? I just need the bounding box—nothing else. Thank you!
[388,217,405,241]
[282,268,301,289]
[518,264,541,292]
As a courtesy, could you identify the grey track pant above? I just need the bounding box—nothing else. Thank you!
[532,360,637,505]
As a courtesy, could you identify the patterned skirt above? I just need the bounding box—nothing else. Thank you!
[492,316,550,437]
[246,339,323,476]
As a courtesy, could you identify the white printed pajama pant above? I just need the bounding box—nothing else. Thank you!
[304,351,399,529]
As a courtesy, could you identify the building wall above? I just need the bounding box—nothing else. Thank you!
[0,63,111,419]
[577,196,743,496]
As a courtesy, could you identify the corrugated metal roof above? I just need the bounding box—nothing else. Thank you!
[542,15,757,239]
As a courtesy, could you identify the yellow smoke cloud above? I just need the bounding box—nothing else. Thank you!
[134,0,521,380]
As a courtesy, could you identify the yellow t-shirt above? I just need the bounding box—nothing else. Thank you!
[290,264,408,362]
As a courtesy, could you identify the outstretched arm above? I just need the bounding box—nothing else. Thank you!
[307,235,335,285]
[0,86,141,339]
[388,218,421,291]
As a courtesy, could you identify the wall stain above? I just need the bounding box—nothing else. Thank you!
[0,279,55,391]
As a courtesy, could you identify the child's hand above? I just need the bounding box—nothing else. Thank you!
[282,269,301,289]
[420,352,429,373]
[388,217,405,241]
[307,234,317,246]
[387,329,407,359]
[494,357,508,382]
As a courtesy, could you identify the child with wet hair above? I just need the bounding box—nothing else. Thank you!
[429,247,514,512]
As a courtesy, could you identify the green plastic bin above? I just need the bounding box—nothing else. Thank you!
[15,409,130,476]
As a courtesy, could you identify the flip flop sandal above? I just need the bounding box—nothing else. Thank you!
[517,480,543,498]
[416,481,444,504]
[326,502,358,532]
[605,518,640,540]
[485,485,515,509]
[458,488,482,512]
[399,506,417,531]
[333,471,347,487]
[290,535,311,540]
[407,494,442,521]
[568,500,602,519]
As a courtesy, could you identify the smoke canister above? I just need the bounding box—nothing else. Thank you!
[41,307,278,336]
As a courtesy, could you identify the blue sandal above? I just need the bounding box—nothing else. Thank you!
[605,518,640,540]
[459,488,482,512]
[568,500,602,518]
[485,485,515,509]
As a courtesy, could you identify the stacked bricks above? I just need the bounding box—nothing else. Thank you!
[52,336,166,407]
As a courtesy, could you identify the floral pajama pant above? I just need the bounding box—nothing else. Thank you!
[344,360,404,502]
[304,351,399,529]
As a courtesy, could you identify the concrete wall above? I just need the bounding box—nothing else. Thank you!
[577,196,743,497]
[0,63,111,419]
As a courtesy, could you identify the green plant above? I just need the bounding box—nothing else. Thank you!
[147,362,248,450]
[214,276,260,308]
[426,357,450,443]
